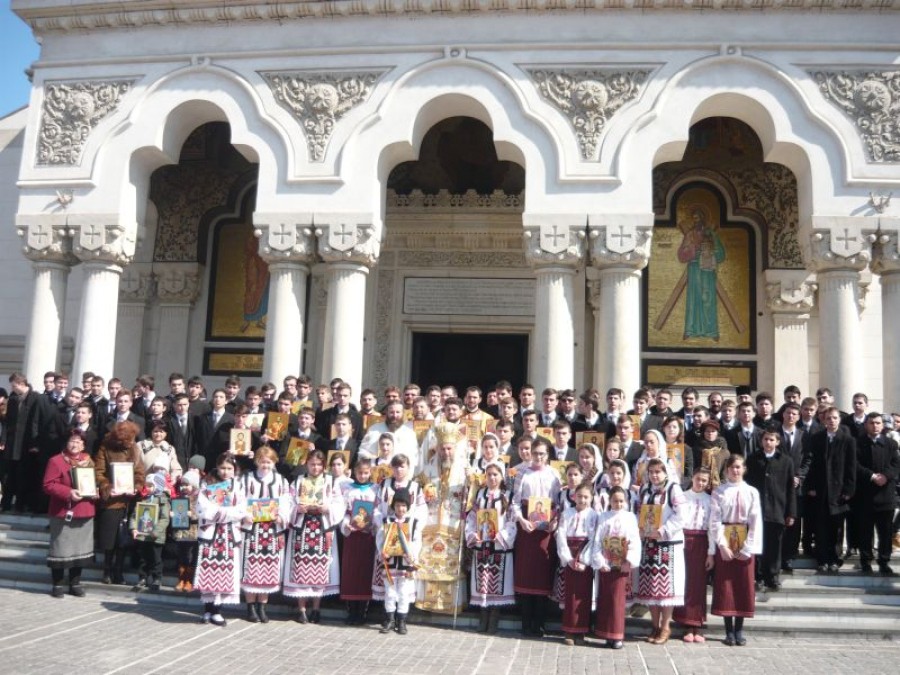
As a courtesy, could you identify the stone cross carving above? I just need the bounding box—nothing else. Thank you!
[835,228,856,252]
[80,223,105,250]
[609,225,633,249]
[260,70,385,162]
[29,223,52,250]
[528,68,651,161]
[541,224,568,253]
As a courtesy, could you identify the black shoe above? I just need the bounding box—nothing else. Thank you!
[296,610,309,624]
[69,584,86,597]
[765,581,781,592]
[816,565,828,574]
[846,548,859,558]
[735,631,747,646]
[860,562,874,574]
[879,564,895,577]
[487,609,500,635]
[724,632,736,646]
[309,609,321,624]
[608,639,624,649]
[246,604,261,623]
[149,577,161,592]
[828,563,841,574]
[101,574,112,585]
[131,577,148,592]
[781,562,794,575]
[380,614,395,634]
[257,603,269,624]
[51,585,65,598]
[478,609,490,633]
[395,613,408,635]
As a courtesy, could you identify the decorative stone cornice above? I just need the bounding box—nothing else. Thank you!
[805,217,875,273]
[18,1,898,33]
[527,68,651,161]
[871,223,900,274]
[118,263,154,303]
[154,263,201,304]
[587,215,653,269]
[16,215,76,265]
[522,217,586,267]
[315,216,380,267]
[260,70,384,162]
[253,215,317,264]
[68,218,135,266]
[764,270,817,314]
[37,80,135,166]
[810,69,900,163]
[385,189,524,213]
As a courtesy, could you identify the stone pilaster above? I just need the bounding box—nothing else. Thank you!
[871,220,900,411]
[765,270,817,400]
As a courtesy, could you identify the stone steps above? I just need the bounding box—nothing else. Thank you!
[2,512,898,638]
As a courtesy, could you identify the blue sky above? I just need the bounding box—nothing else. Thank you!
[0,1,39,119]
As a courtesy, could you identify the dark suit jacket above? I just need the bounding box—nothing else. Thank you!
[801,429,856,515]
[193,410,235,466]
[316,405,364,443]
[5,390,43,461]
[550,446,578,462]
[325,436,360,468]
[106,412,147,442]
[745,449,796,524]
[166,414,197,470]
[725,425,762,457]
[855,434,900,512]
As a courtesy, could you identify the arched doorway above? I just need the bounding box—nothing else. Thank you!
[644,116,802,394]
[369,116,528,394]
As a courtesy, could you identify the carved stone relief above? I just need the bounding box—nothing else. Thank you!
[397,250,526,268]
[810,70,900,163]
[17,221,75,265]
[371,269,396,394]
[386,189,524,212]
[155,263,202,304]
[527,68,651,161]
[260,70,385,162]
[37,80,135,166]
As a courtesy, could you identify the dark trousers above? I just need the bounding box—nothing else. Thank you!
[175,541,198,567]
[815,509,844,566]
[137,541,163,580]
[858,508,894,565]
[802,495,817,556]
[757,521,785,582]
[782,516,801,563]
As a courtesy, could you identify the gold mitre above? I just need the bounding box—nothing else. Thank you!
[433,422,461,446]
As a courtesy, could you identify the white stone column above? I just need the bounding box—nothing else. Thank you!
[524,216,586,390]
[807,224,872,410]
[254,216,316,384]
[70,219,135,383]
[765,270,816,398]
[872,225,900,411]
[17,217,74,383]
[316,215,379,395]
[154,263,201,382]
[115,264,153,385]
[587,214,653,396]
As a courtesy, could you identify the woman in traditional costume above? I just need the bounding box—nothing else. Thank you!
[555,481,599,645]
[673,467,715,643]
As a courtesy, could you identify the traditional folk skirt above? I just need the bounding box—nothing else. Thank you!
[513,525,557,596]
[47,517,94,569]
[594,569,629,640]
[560,537,593,634]
[283,515,340,598]
[634,539,684,607]
[711,552,755,618]
[470,545,516,608]
[240,521,285,594]
[195,524,241,604]
[674,529,710,627]
[341,530,376,601]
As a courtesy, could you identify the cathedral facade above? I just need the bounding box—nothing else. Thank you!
[3,0,899,409]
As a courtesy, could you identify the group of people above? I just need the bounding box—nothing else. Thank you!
[4,370,898,646]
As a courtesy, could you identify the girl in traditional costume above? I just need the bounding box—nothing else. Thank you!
[194,453,247,627]
[592,485,641,649]
[240,447,292,623]
[576,443,602,489]
[511,437,561,636]
[283,449,344,623]
[673,467,715,643]
[710,454,763,647]
[465,461,517,633]
[596,459,631,512]
[633,453,687,645]
[340,457,378,625]
[555,481,599,645]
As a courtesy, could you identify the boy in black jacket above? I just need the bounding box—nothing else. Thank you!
[855,413,900,576]
[746,428,796,590]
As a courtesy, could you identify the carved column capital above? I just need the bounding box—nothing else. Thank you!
[16,214,76,265]
[522,215,586,268]
[764,270,817,315]
[587,213,654,270]
[871,219,900,275]
[805,217,876,273]
[253,214,317,264]
[154,262,202,304]
[315,215,380,267]
[119,263,155,304]
[67,215,135,266]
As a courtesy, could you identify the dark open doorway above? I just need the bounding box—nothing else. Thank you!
[410,332,529,395]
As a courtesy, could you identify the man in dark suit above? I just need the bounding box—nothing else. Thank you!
[798,397,822,434]
[325,412,360,467]
[650,388,675,418]
[261,393,301,477]
[802,407,856,573]
[855,413,899,575]
[131,374,157,420]
[778,402,806,573]
[1,373,44,512]
[87,375,109,435]
[841,392,869,440]
[676,387,699,434]
[628,389,664,437]
[193,389,235,467]
[105,391,147,442]
[70,402,100,457]
[549,420,578,462]
[316,383,363,443]
[571,390,604,437]
[167,394,196,470]
[725,401,762,457]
